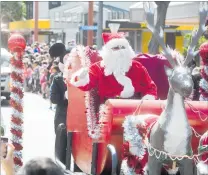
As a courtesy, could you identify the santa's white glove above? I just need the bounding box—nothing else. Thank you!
[70,67,89,87]
[79,67,89,79]
[65,90,68,100]
[142,94,155,100]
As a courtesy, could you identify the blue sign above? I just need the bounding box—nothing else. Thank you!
[79,26,98,31]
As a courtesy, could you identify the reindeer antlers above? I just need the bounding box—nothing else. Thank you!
[183,2,208,66]
[144,2,176,68]
[144,2,208,68]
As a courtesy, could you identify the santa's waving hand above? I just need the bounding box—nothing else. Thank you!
[70,24,157,102]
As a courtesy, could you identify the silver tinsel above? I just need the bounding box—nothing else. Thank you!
[85,91,106,140]
[199,79,208,91]
[12,122,24,132]
[204,66,208,76]
[12,108,23,119]
[199,95,208,101]
[13,150,23,159]
[11,66,23,75]
[11,135,23,144]
[120,160,138,175]
[10,93,23,104]
[123,115,146,158]
[12,81,24,91]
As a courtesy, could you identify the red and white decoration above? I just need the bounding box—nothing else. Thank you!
[121,115,149,175]
[64,46,106,140]
[8,34,26,170]
[199,42,208,101]
[197,131,208,175]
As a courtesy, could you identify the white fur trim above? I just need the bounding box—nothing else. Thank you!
[197,161,208,174]
[70,68,89,87]
[114,74,135,98]
[65,90,68,100]
[167,167,179,174]
[105,38,130,50]
[142,95,156,100]
[59,62,64,73]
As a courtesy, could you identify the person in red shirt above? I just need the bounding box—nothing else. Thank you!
[70,24,157,102]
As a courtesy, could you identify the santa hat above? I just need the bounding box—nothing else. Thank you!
[102,23,129,48]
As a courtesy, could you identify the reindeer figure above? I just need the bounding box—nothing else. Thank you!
[144,2,208,175]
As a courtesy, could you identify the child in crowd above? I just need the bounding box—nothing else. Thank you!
[49,66,60,109]
[40,68,49,99]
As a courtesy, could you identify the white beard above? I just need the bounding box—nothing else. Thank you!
[99,44,136,98]
[100,46,135,77]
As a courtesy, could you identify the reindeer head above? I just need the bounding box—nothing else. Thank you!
[144,2,208,97]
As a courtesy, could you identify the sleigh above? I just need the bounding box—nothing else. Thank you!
[55,53,208,175]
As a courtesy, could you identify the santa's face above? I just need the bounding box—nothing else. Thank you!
[99,38,136,76]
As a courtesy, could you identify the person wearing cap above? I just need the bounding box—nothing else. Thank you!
[70,24,157,102]
[33,43,40,53]
[49,43,68,134]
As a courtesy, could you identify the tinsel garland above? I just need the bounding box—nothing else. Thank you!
[78,46,107,140]
[10,53,24,170]
[121,142,148,175]
[65,46,107,140]
[199,63,208,100]
[122,115,148,175]
[122,115,208,175]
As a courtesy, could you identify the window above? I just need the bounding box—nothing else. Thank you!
[118,11,123,19]
[77,13,82,23]
[108,11,112,20]
[26,2,33,19]
[112,11,117,19]
[124,12,130,19]
[55,12,60,22]
[72,13,78,23]
[61,14,65,22]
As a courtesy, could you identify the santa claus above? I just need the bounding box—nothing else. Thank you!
[70,24,157,102]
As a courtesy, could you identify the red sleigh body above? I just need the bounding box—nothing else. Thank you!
[65,54,208,174]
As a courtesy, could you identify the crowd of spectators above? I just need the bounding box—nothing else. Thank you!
[23,42,63,109]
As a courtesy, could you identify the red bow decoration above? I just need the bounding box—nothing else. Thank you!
[122,142,148,175]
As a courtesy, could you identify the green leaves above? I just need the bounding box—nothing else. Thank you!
[182,31,207,66]
[1,1,26,22]
[183,31,207,56]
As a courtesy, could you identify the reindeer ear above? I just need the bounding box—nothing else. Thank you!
[164,65,173,77]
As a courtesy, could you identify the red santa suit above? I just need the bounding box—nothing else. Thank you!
[70,26,157,102]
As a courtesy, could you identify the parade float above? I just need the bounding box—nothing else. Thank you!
[54,3,208,175]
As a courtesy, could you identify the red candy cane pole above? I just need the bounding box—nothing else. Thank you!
[8,34,26,170]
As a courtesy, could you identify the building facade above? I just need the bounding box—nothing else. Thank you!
[125,2,207,53]
[49,2,131,45]
[9,2,53,44]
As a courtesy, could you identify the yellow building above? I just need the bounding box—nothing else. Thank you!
[9,19,51,44]
[104,20,196,54]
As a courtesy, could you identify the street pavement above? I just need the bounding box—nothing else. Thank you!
[1,92,56,164]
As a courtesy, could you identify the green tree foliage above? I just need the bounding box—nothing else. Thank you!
[183,32,207,56]
[183,31,207,66]
[1,1,26,22]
